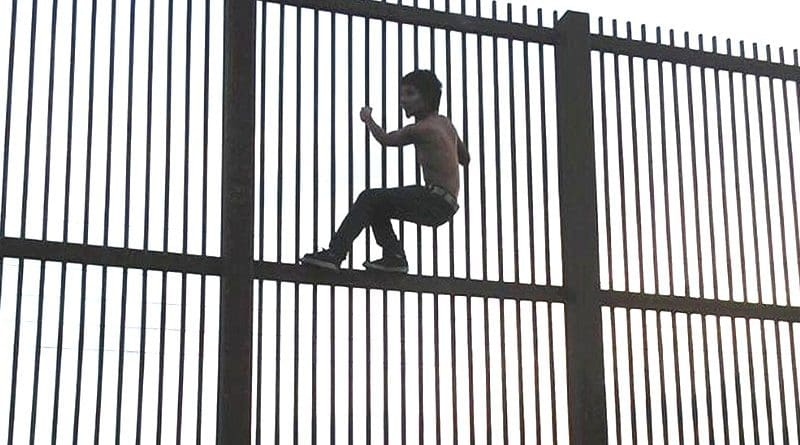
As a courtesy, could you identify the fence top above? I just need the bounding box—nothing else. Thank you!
[591,30,800,81]
[265,0,799,81]
[263,0,558,44]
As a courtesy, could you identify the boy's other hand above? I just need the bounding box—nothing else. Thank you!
[360,106,372,122]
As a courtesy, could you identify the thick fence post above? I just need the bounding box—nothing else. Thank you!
[217,0,256,443]
[555,11,608,445]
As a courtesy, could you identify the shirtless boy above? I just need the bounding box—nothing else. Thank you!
[301,69,470,273]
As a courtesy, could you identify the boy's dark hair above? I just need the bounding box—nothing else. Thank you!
[401,70,442,112]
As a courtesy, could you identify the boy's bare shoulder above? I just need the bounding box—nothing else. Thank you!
[416,115,453,132]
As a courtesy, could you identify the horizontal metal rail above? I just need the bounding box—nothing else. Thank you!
[0,236,561,301]
[262,0,557,44]
[591,34,800,80]
[0,237,223,275]
[601,289,800,323]
[255,260,564,301]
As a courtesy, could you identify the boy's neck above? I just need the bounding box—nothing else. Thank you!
[414,110,436,122]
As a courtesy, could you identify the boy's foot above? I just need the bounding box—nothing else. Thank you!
[300,249,341,271]
[363,254,409,273]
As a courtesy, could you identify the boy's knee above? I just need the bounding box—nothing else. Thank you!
[356,188,380,204]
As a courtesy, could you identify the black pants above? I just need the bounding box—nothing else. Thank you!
[328,185,458,261]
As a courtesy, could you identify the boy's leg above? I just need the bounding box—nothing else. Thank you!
[327,187,390,260]
[367,186,448,258]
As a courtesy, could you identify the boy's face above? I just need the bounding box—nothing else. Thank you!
[399,83,428,118]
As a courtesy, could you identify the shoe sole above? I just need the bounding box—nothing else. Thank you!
[300,257,339,271]
[363,262,409,273]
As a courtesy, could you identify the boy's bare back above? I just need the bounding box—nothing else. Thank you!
[411,115,463,196]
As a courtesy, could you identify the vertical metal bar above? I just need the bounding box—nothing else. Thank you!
[696,35,717,444]
[684,314,700,445]
[490,3,504,283]
[413,0,422,275]
[311,7,319,445]
[625,312,638,445]
[197,0,210,437]
[521,6,535,288]
[135,0,155,441]
[176,0,194,438]
[28,260,47,445]
[474,2,488,284]
[473,3,492,442]
[489,4,508,444]
[256,2,266,443]
[505,4,520,285]
[730,315,747,445]
[682,35,703,445]
[660,41,689,443]
[410,5,422,442]
[611,21,630,293]
[738,42,765,302]
[725,39,747,445]
[396,14,407,445]
[538,9,551,286]
[19,0,40,241]
[396,12,407,445]
[766,45,791,444]
[598,18,613,291]
[711,36,732,444]
[217,0,256,440]
[668,312,685,444]
[379,4,388,442]
[645,28,660,295]
[292,6,301,444]
[547,303,558,444]
[609,307,623,443]
[459,2,475,440]
[156,0,175,440]
[0,0,17,244]
[668,31,689,332]
[623,23,641,445]
[555,11,607,444]
[29,0,60,440]
[636,25,654,445]
[607,21,625,442]
[52,0,79,438]
[739,40,763,443]
[364,12,374,444]
[72,0,99,439]
[115,0,137,441]
[530,302,542,445]
[790,321,800,442]
[274,4,286,443]
[443,2,459,442]
[329,10,337,445]
[346,11,354,445]
[426,6,442,443]
[752,43,778,444]
[520,10,538,439]
[7,257,25,445]
[655,310,669,445]
[655,28,672,296]
[697,36,719,302]
[95,0,119,440]
[504,6,525,445]
[781,47,800,441]
[684,32,705,301]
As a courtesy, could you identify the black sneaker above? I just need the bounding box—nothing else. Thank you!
[363,254,408,273]
[300,249,342,271]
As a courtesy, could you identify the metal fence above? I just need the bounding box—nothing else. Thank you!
[2,0,800,444]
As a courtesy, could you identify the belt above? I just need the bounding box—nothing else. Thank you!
[427,185,459,211]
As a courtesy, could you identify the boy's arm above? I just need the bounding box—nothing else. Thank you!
[456,134,470,166]
[361,106,423,147]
